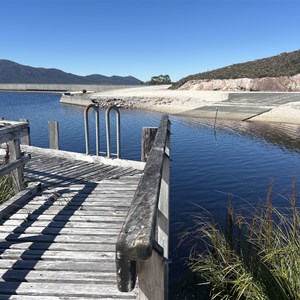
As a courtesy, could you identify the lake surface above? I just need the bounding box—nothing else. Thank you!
[1,91,300,298]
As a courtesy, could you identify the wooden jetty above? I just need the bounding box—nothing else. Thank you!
[0,116,170,299]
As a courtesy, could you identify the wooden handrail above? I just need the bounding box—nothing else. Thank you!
[0,122,29,144]
[0,121,30,193]
[116,115,170,296]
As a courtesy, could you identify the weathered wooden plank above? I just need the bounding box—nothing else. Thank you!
[116,115,170,260]
[0,226,121,236]
[116,115,170,294]
[19,119,30,145]
[137,248,164,300]
[1,220,123,230]
[0,259,116,272]
[0,155,30,177]
[21,144,145,170]
[12,208,128,217]
[48,121,59,150]
[0,248,116,261]
[8,138,24,192]
[0,282,137,298]
[0,269,117,283]
[0,233,119,244]
[18,203,131,211]
[0,123,28,144]
[29,193,135,200]
[0,183,41,220]
[0,296,126,300]
[141,127,158,162]
[0,241,116,252]
[7,213,126,223]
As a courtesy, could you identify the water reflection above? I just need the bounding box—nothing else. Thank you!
[176,115,300,153]
[2,92,300,299]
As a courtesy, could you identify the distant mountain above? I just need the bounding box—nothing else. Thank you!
[172,49,300,89]
[0,60,143,85]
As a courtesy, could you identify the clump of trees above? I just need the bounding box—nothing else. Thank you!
[147,74,171,85]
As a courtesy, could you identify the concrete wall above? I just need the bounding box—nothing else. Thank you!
[60,95,92,106]
[0,84,139,92]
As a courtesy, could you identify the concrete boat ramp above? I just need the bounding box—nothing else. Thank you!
[177,92,300,121]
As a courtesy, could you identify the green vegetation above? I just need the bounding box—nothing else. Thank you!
[146,74,171,85]
[0,174,14,204]
[186,180,300,299]
[172,49,300,89]
[0,146,14,204]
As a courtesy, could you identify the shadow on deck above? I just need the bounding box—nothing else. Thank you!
[0,147,142,299]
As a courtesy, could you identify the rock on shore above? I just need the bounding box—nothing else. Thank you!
[179,74,300,92]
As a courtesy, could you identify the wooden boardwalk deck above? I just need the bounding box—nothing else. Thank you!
[0,147,143,299]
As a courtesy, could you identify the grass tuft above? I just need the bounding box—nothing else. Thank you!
[0,144,14,203]
[187,180,300,299]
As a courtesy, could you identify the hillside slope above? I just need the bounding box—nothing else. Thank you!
[0,60,142,85]
[172,49,300,89]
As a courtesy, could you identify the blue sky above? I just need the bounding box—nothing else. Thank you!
[1,0,300,82]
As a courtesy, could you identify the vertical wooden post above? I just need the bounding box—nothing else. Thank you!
[137,249,165,300]
[137,120,170,299]
[141,127,158,162]
[157,122,170,300]
[48,121,59,150]
[8,138,24,193]
[20,118,30,145]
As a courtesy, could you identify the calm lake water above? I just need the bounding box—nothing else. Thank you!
[1,91,300,298]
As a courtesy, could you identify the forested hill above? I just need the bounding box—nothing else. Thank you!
[172,49,300,89]
[0,60,142,85]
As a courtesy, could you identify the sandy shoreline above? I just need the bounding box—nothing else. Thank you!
[60,85,300,125]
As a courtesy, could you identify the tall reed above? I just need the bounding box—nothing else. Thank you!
[187,180,300,299]
[0,145,14,203]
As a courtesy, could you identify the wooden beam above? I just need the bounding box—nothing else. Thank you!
[8,138,23,192]
[141,127,158,162]
[0,123,28,144]
[20,118,30,145]
[116,115,170,294]
[0,154,31,177]
[0,182,41,219]
[48,121,59,150]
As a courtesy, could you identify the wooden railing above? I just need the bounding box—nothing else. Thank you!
[0,120,31,192]
[116,115,171,299]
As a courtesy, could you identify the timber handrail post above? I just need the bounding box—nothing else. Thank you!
[116,115,171,299]
[19,118,30,145]
[48,121,60,150]
[0,120,31,193]
[141,127,158,162]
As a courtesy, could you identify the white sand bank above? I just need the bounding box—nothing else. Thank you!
[89,85,300,125]
[92,85,229,114]
[252,101,300,124]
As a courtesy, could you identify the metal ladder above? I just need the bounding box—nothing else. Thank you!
[84,103,121,158]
